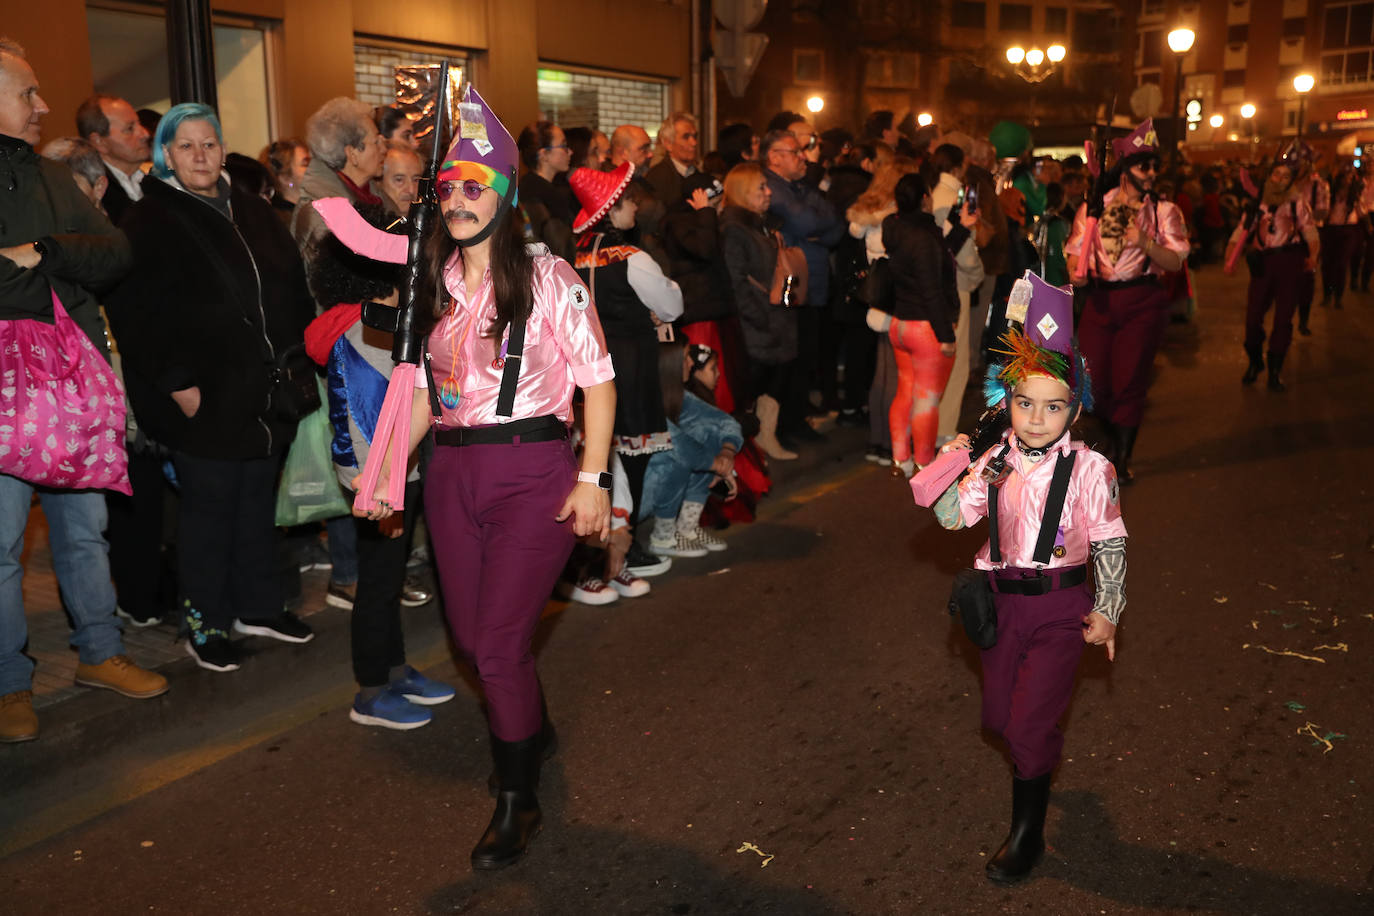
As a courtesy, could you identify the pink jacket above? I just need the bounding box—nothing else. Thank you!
[958,434,1128,571]
[1065,189,1190,281]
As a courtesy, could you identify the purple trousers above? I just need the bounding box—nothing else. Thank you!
[424,436,577,742]
[1076,282,1170,428]
[1244,246,1307,360]
[980,574,1092,779]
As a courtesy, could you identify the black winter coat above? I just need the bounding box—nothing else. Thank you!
[0,135,130,356]
[105,176,314,459]
[661,203,734,324]
[882,211,960,343]
[719,206,796,365]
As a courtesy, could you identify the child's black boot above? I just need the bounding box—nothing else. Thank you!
[1267,352,1286,392]
[985,772,1052,885]
[1112,424,1137,485]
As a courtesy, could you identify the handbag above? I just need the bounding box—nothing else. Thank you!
[271,343,322,423]
[947,447,1077,648]
[0,289,130,494]
[275,378,350,525]
[769,231,809,306]
[856,255,893,308]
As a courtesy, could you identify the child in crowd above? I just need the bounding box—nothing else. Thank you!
[303,205,455,730]
[642,343,743,557]
[929,273,1128,885]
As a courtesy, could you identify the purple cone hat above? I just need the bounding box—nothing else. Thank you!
[1112,117,1159,162]
[985,270,1093,409]
[437,85,518,205]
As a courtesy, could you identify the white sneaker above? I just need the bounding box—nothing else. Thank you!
[609,569,651,597]
[650,530,709,558]
[556,576,619,605]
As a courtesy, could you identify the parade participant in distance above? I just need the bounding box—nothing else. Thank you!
[1224,149,1320,392]
[1285,142,1327,336]
[1064,118,1188,484]
[1321,162,1366,310]
[357,88,616,869]
[930,272,1127,886]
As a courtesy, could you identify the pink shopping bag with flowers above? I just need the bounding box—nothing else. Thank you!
[0,288,130,494]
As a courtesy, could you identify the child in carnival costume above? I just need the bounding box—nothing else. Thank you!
[931,271,1129,885]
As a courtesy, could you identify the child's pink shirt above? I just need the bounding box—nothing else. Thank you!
[958,433,1127,571]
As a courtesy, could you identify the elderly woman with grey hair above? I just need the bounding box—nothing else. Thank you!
[39,137,110,211]
[289,96,386,256]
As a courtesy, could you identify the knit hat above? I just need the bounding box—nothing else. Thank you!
[984,270,1092,410]
[570,161,634,234]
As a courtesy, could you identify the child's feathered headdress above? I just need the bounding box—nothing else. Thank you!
[983,271,1093,411]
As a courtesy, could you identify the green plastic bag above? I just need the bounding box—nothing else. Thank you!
[276,379,351,526]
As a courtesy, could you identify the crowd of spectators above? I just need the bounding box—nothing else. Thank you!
[3,27,1372,739]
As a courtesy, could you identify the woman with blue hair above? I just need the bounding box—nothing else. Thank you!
[104,103,317,673]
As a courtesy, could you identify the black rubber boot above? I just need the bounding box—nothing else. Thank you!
[985,773,1052,885]
[489,698,558,796]
[471,733,543,870]
[1241,347,1264,385]
[1112,424,1138,485]
[1267,351,1286,392]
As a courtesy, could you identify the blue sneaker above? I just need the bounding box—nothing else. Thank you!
[349,687,432,730]
[391,666,457,706]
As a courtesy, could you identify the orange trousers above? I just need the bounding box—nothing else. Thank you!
[888,319,954,466]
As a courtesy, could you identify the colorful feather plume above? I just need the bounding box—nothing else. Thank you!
[983,328,1094,413]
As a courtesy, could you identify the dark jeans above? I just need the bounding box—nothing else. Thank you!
[174,449,284,632]
[106,447,173,617]
[352,479,419,687]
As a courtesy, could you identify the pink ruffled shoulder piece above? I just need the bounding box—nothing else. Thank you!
[311,198,408,264]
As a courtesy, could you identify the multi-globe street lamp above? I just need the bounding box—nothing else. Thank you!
[1005,43,1066,83]
[1167,27,1196,159]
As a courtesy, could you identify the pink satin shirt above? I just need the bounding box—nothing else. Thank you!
[1065,189,1190,282]
[419,250,615,427]
[958,434,1128,571]
[1227,198,1315,251]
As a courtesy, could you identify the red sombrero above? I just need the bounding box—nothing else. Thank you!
[570,161,634,234]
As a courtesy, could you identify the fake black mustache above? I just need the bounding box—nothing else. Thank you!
[446,210,479,222]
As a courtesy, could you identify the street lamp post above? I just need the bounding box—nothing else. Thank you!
[1293,73,1314,137]
[1167,28,1196,162]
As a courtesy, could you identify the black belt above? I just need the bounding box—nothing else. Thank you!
[1090,275,1159,291]
[989,565,1087,595]
[433,415,568,447]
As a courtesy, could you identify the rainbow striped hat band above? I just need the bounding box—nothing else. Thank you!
[437,85,517,202]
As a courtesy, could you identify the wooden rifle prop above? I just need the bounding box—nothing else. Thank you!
[1073,93,1116,283]
[1225,167,1264,274]
[312,60,453,514]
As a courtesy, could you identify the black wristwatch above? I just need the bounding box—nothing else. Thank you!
[31,239,48,268]
[577,471,613,490]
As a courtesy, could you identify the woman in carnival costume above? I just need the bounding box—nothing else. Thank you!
[930,272,1129,885]
[358,87,616,870]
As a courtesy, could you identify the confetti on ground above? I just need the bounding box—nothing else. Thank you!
[140,840,154,848]
[1330,553,1345,560]
[1243,643,1326,663]
[1213,596,1229,604]
[1285,701,1307,712]
[736,842,775,867]
[1259,582,1278,591]
[1265,609,1283,616]
[1313,643,1349,653]
[1250,621,1258,630]
[1287,599,1314,606]
[1283,622,1300,630]
[708,567,731,576]
[1297,722,1348,754]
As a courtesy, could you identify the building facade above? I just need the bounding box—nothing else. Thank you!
[10,0,692,159]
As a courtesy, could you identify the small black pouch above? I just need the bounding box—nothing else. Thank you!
[271,343,321,423]
[949,568,998,649]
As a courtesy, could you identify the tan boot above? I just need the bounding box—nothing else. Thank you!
[75,654,169,699]
[753,395,798,461]
[0,690,38,743]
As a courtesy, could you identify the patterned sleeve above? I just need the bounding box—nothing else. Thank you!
[538,256,615,389]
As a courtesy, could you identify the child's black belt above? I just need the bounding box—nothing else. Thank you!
[989,565,1087,595]
[433,415,568,447]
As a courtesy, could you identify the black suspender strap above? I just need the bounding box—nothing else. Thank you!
[986,444,1010,563]
[1030,450,1077,566]
[495,311,526,419]
[421,338,441,419]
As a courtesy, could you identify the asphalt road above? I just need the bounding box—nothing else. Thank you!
[3,266,1372,915]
